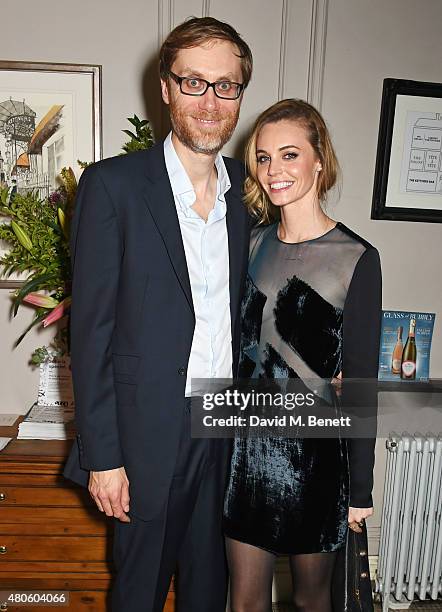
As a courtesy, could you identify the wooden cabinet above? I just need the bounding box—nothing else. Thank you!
[0,422,175,611]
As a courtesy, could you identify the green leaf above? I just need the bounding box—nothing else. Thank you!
[13,273,56,317]
[0,187,10,205]
[122,129,138,140]
[43,220,63,236]
[77,159,92,169]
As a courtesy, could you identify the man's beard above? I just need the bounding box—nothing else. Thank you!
[169,97,240,155]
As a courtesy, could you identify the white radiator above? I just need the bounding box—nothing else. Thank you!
[376,434,442,611]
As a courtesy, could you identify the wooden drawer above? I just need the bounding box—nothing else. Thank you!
[0,474,66,487]
[0,571,111,591]
[0,487,91,507]
[0,561,109,573]
[0,506,112,537]
[0,522,110,537]
[0,536,109,562]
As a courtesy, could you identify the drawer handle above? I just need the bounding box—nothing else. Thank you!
[0,546,7,554]
[0,493,5,501]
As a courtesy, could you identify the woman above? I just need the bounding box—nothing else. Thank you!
[223,99,382,611]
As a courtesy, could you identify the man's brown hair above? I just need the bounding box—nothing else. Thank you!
[159,17,253,87]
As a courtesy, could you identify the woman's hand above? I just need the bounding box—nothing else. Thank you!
[348,506,373,532]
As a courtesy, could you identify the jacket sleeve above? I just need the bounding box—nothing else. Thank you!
[342,247,382,507]
[70,164,124,471]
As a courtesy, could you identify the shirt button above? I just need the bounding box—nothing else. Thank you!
[178,367,186,376]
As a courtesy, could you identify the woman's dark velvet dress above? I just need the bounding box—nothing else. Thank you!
[223,222,382,555]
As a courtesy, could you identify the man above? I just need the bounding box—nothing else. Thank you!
[63,16,252,612]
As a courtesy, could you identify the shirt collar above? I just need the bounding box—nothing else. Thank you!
[163,132,231,208]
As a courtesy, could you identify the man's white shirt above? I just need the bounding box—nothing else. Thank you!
[163,133,232,396]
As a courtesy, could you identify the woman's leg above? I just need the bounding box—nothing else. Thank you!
[225,537,276,612]
[289,551,337,612]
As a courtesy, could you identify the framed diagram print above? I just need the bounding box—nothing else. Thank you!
[372,78,442,223]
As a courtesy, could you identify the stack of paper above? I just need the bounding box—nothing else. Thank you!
[17,404,75,440]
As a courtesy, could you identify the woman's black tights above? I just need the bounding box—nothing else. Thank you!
[226,537,337,612]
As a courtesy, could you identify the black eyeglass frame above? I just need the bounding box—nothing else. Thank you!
[168,71,245,100]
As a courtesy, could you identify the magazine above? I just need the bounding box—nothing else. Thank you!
[17,404,75,440]
[378,310,435,382]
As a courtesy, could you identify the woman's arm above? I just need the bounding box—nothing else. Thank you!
[342,247,382,511]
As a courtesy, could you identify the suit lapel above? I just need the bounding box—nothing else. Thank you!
[141,146,194,314]
[140,143,246,327]
[225,185,245,335]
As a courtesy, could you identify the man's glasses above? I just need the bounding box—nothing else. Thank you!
[168,71,244,100]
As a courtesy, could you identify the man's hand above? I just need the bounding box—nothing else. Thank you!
[348,506,373,533]
[88,466,131,522]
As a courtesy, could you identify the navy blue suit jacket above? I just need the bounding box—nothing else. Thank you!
[63,141,250,520]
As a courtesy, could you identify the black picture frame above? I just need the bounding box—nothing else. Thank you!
[371,78,442,223]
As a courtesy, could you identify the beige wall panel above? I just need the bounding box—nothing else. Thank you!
[173,0,207,23]
[206,0,286,156]
[280,0,315,101]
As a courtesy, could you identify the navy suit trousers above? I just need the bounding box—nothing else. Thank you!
[111,399,230,611]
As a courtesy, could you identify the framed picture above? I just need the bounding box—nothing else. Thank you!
[0,60,102,286]
[371,78,442,223]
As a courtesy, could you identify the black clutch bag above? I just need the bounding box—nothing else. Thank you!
[332,522,374,612]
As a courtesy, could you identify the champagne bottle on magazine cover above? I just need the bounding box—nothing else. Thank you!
[401,318,417,380]
[391,325,403,375]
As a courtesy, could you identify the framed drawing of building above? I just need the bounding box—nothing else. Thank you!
[0,61,102,286]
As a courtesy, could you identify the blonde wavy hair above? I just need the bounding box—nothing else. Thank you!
[244,99,341,224]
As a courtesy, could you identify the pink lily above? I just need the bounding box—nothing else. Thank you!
[24,292,59,309]
[42,296,72,327]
